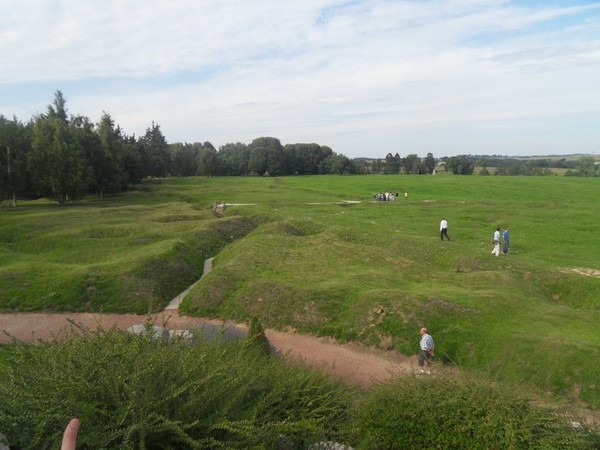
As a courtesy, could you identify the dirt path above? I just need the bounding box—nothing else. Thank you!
[0,310,414,388]
[0,255,416,387]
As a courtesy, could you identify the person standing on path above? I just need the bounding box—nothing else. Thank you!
[502,228,510,254]
[440,218,450,241]
[418,327,435,374]
[491,226,501,257]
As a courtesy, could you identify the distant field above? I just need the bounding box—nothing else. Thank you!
[2,175,600,407]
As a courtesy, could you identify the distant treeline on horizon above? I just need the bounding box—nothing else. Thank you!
[1,91,598,206]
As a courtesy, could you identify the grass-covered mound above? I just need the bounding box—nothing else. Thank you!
[0,191,257,312]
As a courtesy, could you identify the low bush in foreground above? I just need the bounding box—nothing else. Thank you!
[1,323,599,449]
[351,373,600,449]
[0,324,353,449]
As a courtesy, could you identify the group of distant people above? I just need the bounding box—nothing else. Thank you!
[372,192,409,202]
[373,192,398,201]
[439,219,510,256]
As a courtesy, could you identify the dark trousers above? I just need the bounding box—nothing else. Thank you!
[441,228,449,240]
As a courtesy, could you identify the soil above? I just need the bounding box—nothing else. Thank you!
[560,267,600,278]
[0,310,415,388]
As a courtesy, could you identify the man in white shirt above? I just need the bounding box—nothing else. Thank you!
[491,226,501,257]
[440,218,450,241]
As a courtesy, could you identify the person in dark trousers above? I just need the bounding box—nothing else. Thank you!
[418,327,435,374]
[440,218,450,240]
[502,227,510,254]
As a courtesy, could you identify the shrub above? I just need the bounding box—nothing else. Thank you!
[245,316,271,355]
[351,373,599,449]
[0,322,354,449]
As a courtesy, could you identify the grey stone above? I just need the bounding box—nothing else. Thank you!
[126,324,170,342]
[125,324,195,342]
[169,329,194,340]
[309,442,353,450]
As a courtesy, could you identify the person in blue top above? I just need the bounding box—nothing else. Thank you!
[502,228,510,254]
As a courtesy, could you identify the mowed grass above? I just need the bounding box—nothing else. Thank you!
[180,175,600,406]
[0,189,257,312]
[2,175,600,407]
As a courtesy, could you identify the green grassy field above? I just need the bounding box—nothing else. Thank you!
[2,175,600,408]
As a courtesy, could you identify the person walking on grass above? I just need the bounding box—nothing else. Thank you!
[502,227,510,254]
[440,218,450,241]
[491,226,501,257]
[418,327,435,374]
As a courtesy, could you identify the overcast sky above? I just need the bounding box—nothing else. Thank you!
[1,0,599,158]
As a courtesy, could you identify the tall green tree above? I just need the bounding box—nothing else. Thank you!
[217,142,250,176]
[29,92,90,204]
[169,143,198,176]
[424,152,436,174]
[196,142,218,176]
[248,137,285,176]
[120,135,145,184]
[139,122,170,177]
[91,113,128,197]
[283,143,332,175]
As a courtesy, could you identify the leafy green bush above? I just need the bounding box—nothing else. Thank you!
[245,317,271,355]
[351,373,599,449]
[0,323,354,449]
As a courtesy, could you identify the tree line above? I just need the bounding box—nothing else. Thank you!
[1,91,597,206]
[365,153,596,176]
[0,91,361,206]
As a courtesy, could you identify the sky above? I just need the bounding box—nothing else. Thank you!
[1,0,599,159]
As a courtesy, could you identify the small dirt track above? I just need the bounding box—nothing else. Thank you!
[0,311,414,388]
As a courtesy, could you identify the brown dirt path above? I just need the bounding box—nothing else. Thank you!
[4,311,600,426]
[0,311,414,388]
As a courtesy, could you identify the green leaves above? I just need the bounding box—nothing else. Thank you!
[351,373,599,449]
[0,324,353,449]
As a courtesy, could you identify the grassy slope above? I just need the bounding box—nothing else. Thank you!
[181,175,600,406]
[2,175,600,407]
[0,182,257,312]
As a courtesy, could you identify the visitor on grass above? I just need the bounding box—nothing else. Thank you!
[440,218,450,241]
[502,228,510,254]
[492,226,501,257]
[418,327,434,374]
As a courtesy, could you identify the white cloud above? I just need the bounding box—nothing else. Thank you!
[1,0,599,157]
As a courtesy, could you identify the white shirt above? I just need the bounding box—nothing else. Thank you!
[494,230,500,241]
[440,220,448,231]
